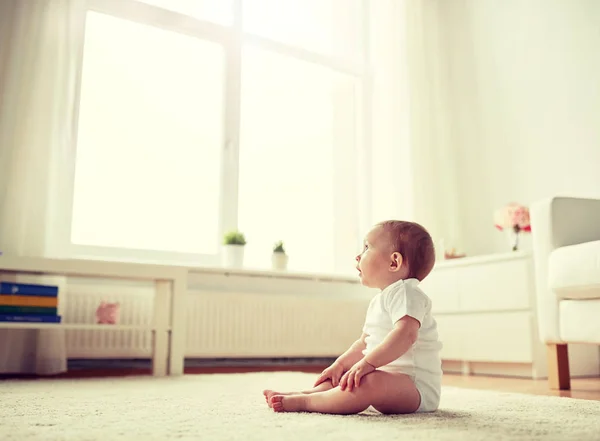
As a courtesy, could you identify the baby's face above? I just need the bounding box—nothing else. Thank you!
[355,226,400,289]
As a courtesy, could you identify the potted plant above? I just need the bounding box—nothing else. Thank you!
[222,230,246,268]
[271,240,288,270]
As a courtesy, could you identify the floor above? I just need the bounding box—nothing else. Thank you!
[4,364,600,401]
[441,373,600,401]
[4,372,600,441]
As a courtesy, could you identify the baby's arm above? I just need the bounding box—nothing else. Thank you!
[364,316,419,368]
[340,316,419,391]
[336,333,368,369]
[314,333,367,387]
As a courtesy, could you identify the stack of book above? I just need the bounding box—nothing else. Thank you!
[0,281,61,323]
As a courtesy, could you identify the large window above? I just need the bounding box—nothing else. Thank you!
[72,11,224,257]
[69,0,369,273]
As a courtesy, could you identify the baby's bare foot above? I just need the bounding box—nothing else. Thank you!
[271,394,307,413]
[263,389,295,408]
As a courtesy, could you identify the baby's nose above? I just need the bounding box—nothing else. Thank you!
[355,255,360,262]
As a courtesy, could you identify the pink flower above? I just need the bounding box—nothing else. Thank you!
[494,203,531,232]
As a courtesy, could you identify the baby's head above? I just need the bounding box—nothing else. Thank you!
[355,220,435,290]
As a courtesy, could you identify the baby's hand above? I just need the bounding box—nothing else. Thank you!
[340,359,375,392]
[314,362,344,387]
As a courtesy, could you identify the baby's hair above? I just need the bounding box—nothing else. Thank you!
[376,220,435,281]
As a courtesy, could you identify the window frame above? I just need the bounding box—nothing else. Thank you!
[62,0,373,272]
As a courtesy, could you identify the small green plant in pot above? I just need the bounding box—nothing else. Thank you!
[222,230,246,268]
[271,240,288,270]
[223,231,246,246]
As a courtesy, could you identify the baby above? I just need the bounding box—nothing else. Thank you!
[263,220,443,414]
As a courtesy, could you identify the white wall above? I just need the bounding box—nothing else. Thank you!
[440,0,600,256]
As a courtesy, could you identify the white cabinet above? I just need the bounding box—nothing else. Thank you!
[458,259,532,311]
[420,251,547,378]
[434,315,463,360]
[420,269,460,313]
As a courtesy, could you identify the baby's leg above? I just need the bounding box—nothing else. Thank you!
[271,370,420,415]
[263,380,334,407]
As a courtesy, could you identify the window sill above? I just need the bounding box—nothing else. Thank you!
[63,250,531,286]
[186,264,360,284]
[64,252,361,285]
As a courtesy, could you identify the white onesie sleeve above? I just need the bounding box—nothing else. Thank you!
[383,283,429,327]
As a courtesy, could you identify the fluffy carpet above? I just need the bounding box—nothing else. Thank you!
[1,372,599,441]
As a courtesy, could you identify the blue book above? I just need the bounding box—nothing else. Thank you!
[0,282,58,297]
[0,314,61,323]
[0,306,58,315]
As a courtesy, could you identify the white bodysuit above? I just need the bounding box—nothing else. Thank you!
[361,278,443,412]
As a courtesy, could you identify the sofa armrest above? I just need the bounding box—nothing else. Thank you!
[530,196,600,342]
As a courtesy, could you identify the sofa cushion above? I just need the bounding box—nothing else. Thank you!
[549,240,600,300]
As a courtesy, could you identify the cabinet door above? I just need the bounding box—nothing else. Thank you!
[434,315,463,360]
[458,258,532,311]
[419,269,460,313]
[460,312,534,363]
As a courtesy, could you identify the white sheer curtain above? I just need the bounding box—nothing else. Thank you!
[369,0,462,254]
[404,0,463,253]
[0,0,82,375]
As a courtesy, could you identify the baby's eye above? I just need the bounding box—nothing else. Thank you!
[363,244,368,250]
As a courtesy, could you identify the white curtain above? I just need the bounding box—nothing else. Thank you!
[369,0,463,255]
[0,0,82,375]
[403,0,463,254]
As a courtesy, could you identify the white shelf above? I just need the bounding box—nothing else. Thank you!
[0,323,161,331]
[0,254,187,376]
[0,255,185,281]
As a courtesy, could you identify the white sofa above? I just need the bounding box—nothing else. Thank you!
[531,196,600,389]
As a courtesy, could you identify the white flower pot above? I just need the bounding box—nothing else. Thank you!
[271,252,288,270]
[222,244,245,268]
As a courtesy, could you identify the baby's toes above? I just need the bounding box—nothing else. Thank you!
[271,395,284,412]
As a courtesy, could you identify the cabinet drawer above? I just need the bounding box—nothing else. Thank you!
[458,259,532,311]
[419,268,460,313]
[460,312,533,363]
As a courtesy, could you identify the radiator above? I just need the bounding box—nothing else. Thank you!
[185,290,369,358]
[65,281,371,359]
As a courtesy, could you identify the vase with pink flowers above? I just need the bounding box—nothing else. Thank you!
[494,203,531,251]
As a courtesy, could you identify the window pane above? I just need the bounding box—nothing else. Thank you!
[243,0,363,60]
[238,46,360,273]
[137,0,232,24]
[71,12,224,255]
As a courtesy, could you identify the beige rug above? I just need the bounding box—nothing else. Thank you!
[1,372,598,441]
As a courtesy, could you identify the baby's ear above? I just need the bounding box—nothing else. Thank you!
[389,252,403,272]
